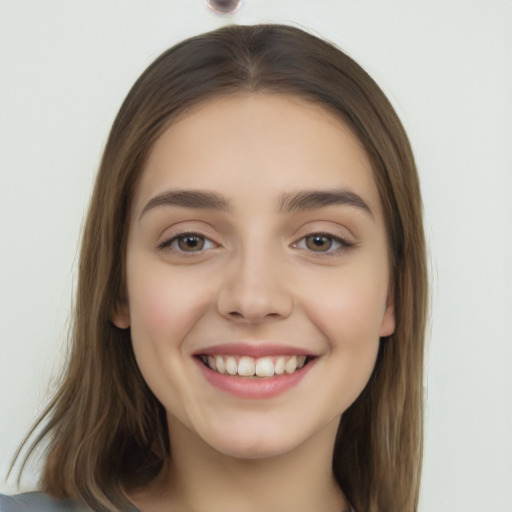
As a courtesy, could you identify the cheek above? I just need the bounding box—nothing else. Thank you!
[301,264,389,346]
[126,259,214,346]
[124,260,216,416]
[311,273,385,405]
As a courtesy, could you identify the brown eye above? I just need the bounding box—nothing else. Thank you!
[305,234,333,252]
[293,232,352,255]
[177,235,206,252]
[158,233,216,253]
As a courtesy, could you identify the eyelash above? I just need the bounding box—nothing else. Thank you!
[292,232,354,255]
[158,231,353,256]
[158,232,216,253]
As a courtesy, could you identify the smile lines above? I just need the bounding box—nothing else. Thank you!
[199,355,309,378]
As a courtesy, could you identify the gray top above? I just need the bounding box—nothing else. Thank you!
[0,492,140,512]
[1,492,354,511]
[0,492,85,511]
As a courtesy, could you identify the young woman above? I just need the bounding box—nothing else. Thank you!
[2,24,427,512]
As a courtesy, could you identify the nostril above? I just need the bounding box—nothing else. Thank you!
[227,310,282,322]
[205,0,242,15]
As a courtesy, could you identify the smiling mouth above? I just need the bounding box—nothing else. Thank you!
[197,354,313,378]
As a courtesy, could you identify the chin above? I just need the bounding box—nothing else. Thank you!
[210,434,299,460]
[196,412,335,462]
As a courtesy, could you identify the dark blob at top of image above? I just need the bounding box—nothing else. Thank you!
[206,0,242,15]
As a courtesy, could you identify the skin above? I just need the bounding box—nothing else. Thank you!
[114,93,395,512]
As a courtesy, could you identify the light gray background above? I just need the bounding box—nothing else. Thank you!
[1,2,511,511]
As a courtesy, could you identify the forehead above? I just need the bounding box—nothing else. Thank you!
[134,93,381,217]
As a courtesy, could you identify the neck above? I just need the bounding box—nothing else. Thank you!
[130,415,349,512]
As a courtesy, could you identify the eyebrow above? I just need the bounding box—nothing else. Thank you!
[278,189,373,217]
[139,189,232,219]
[139,187,373,220]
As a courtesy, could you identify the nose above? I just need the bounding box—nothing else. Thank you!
[216,248,294,323]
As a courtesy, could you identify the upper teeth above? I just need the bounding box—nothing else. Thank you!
[202,355,307,378]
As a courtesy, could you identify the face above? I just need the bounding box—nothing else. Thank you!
[114,93,394,460]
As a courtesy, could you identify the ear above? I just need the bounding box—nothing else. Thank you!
[379,294,395,338]
[112,304,130,329]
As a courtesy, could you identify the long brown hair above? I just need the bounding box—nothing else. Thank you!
[13,24,427,512]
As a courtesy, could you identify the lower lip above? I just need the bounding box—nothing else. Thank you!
[196,358,315,399]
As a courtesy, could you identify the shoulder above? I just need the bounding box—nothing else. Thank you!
[0,492,86,512]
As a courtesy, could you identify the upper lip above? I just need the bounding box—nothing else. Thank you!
[193,343,318,358]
